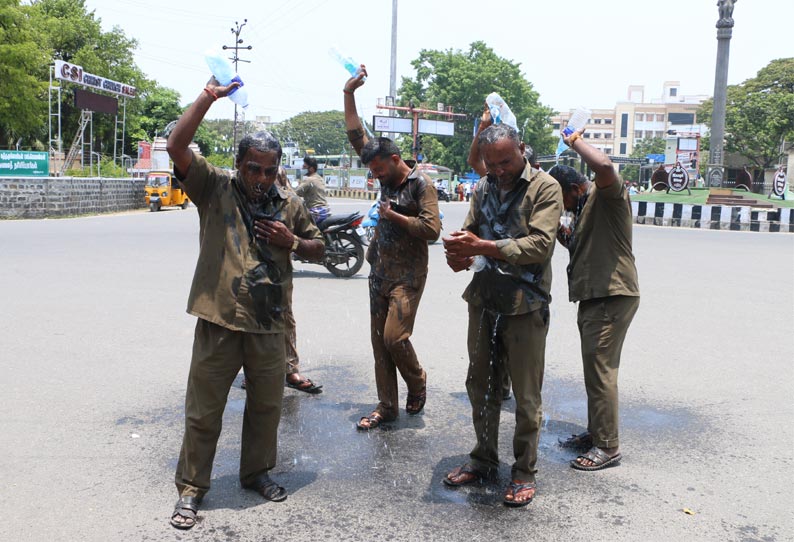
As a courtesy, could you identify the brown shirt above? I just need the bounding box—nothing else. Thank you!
[294,172,328,210]
[567,180,640,302]
[462,164,563,315]
[177,153,322,334]
[367,163,441,282]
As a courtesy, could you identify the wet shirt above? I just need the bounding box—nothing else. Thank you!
[462,164,563,315]
[367,163,441,282]
[294,172,329,210]
[176,153,322,334]
[567,180,639,302]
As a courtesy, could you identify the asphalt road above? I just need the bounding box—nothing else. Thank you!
[1,199,792,542]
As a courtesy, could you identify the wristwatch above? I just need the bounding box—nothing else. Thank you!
[290,236,300,252]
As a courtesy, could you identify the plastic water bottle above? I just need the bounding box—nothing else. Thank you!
[328,47,366,80]
[470,255,487,273]
[556,106,590,155]
[204,51,249,108]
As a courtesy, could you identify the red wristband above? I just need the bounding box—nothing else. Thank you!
[204,87,218,101]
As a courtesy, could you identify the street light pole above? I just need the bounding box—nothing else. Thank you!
[223,20,252,156]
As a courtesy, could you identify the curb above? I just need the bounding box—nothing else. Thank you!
[327,189,378,201]
[632,202,794,233]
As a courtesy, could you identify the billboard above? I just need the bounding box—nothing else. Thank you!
[54,60,137,98]
[74,88,118,115]
[418,119,455,136]
[373,115,413,134]
[0,150,49,177]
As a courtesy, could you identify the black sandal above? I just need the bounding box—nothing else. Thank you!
[558,431,593,451]
[443,463,490,487]
[170,495,201,530]
[406,388,426,415]
[356,411,392,430]
[243,474,288,502]
[503,481,536,507]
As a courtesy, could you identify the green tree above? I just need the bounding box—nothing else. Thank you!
[698,58,794,178]
[0,0,49,147]
[396,41,555,173]
[22,0,150,159]
[136,86,183,141]
[271,110,348,156]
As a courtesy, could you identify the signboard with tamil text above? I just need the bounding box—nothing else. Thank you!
[668,164,690,192]
[772,167,787,198]
[0,150,49,177]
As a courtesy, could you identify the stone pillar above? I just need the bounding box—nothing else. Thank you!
[707,1,737,187]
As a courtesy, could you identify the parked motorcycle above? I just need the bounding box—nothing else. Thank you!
[361,199,444,244]
[294,212,366,277]
[436,186,451,202]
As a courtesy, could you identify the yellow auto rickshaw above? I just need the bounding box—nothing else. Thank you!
[144,171,190,211]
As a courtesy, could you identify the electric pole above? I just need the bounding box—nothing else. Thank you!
[223,19,252,155]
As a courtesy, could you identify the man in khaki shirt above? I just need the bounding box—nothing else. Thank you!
[551,129,640,472]
[295,156,330,225]
[343,66,441,430]
[443,124,562,507]
[166,79,323,530]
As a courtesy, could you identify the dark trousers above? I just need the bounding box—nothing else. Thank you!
[175,319,285,499]
[466,304,549,482]
[369,275,427,419]
[577,295,640,449]
[283,281,299,375]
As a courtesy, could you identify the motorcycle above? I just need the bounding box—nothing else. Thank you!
[436,186,450,202]
[294,212,367,277]
[361,199,444,244]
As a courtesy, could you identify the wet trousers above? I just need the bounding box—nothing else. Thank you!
[284,281,300,375]
[577,295,640,449]
[369,274,427,419]
[175,318,285,499]
[466,304,549,482]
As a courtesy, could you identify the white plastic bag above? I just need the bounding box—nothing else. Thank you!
[485,92,517,131]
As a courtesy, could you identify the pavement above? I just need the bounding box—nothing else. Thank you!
[1,200,792,542]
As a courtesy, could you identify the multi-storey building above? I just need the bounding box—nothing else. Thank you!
[551,81,709,159]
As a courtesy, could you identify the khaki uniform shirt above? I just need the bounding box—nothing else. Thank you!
[367,163,441,282]
[294,172,328,210]
[462,164,563,315]
[567,181,640,302]
[177,153,322,334]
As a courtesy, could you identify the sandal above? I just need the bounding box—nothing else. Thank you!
[356,411,393,431]
[242,474,288,502]
[443,463,490,487]
[558,431,593,451]
[170,495,201,530]
[571,447,622,471]
[503,480,536,507]
[286,377,323,394]
[406,388,426,415]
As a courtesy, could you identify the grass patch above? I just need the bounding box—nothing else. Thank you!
[633,189,794,208]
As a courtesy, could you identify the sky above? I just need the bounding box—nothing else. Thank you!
[82,0,793,126]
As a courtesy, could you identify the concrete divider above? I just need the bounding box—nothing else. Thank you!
[632,201,793,233]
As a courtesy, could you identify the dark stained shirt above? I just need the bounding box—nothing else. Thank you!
[176,153,322,334]
[566,180,640,302]
[462,163,563,315]
[367,163,441,282]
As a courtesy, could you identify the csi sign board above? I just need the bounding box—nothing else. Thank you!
[55,60,137,98]
[373,116,413,134]
[0,150,49,177]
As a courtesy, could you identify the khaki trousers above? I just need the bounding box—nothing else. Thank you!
[283,281,299,375]
[369,275,427,419]
[577,295,640,449]
[466,304,549,482]
[175,318,285,499]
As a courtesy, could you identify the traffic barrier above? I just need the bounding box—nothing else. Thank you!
[632,201,793,233]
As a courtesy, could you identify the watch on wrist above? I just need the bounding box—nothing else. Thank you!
[290,236,300,252]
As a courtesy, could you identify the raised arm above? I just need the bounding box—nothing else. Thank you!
[343,65,369,157]
[167,78,239,174]
[466,104,491,177]
[562,128,619,189]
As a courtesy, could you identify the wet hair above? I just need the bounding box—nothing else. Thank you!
[477,123,521,148]
[548,164,588,193]
[303,156,318,170]
[360,137,401,165]
[237,131,282,163]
